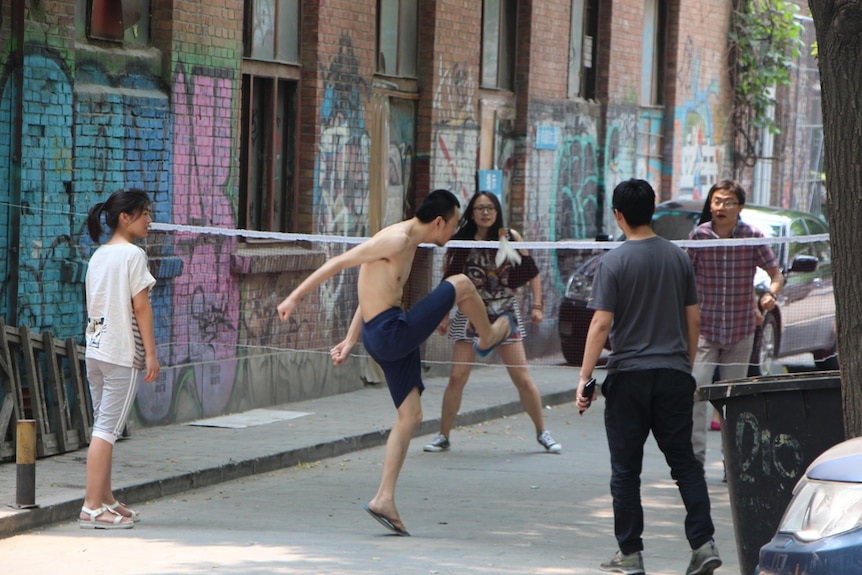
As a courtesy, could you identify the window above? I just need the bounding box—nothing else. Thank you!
[640,0,665,105]
[80,0,150,44]
[240,0,301,232]
[376,0,417,77]
[244,0,300,63]
[481,0,516,90]
[568,0,599,100]
[240,76,298,232]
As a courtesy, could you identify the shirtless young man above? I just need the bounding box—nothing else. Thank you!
[277,189,514,536]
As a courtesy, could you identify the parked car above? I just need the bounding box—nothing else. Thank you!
[756,436,862,575]
[558,200,837,374]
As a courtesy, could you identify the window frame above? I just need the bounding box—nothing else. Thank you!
[81,0,151,45]
[239,71,300,233]
[481,0,517,91]
[375,0,418,78]
[640,0,666,106]
[568,0,599,100]
[243,0,301,64]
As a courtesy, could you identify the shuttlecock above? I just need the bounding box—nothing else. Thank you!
[496,228,522,267]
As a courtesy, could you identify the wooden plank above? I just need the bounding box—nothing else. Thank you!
[0,319,20,461]
[0,319,11,376]
[66,337,92,444]
[0,394,14,461]
[0,320,23,422]
[42,331,72,452]
[18,326,58,457]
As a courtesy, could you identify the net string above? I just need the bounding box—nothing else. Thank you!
[0,200,828,248]
[2,200,835,371]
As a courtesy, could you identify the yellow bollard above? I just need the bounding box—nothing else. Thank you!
[12,420,38,509]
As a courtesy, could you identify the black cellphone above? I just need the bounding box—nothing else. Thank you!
[579,377,597,414]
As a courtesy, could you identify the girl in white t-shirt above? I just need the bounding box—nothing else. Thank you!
[79,189,159,529]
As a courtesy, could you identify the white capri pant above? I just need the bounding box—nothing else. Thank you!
[86,358,141,445]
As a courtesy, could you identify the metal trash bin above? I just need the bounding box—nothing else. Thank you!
[695,371,844,575]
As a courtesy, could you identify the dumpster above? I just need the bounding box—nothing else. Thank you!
[695,371,844,575]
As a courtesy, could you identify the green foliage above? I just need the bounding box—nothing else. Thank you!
[729,0,804,164]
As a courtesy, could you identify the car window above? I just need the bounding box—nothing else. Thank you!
[801,216,832,269]
[741,212,785,263]
[651,210,701,240]
[740,213,782,238]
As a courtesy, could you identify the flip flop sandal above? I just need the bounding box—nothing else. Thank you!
[104,500,141,523]
[362,503,410,536]
[79,505,134,529]
[473,312,517,358]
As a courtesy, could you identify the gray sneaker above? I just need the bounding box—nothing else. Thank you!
[537,429,562,453]
[423,434,450,452]
[600,550,645,574]
[686,540,722,575]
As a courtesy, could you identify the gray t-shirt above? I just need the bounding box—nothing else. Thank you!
[588,235,698,373]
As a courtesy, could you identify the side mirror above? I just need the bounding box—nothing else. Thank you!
[789,254,819,273]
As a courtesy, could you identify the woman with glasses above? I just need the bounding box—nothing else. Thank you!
[424,191,561,454]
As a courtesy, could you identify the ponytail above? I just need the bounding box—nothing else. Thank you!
[86,189,151,243]
[87,202,106,242]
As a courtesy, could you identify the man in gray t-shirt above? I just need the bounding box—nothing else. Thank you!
[589,235,697,374]
[577,179,721,575]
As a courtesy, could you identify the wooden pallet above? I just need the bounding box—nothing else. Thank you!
[0,319,91,461]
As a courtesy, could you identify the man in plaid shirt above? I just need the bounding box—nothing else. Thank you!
[687,180,785,465]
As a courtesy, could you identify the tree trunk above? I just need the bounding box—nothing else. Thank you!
[808,0,862,437]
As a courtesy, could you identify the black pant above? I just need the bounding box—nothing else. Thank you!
[603,368,715,554]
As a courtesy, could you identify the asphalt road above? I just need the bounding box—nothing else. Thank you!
[0,400,739,575]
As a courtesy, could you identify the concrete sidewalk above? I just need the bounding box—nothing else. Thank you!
[0,361,583,539]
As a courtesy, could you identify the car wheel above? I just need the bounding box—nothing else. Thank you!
[751,313,779,376]
[560,334,587,365]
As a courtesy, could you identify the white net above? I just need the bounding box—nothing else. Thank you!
[0,199,838,427]
[0,198,836,386]
[140,219,835,375]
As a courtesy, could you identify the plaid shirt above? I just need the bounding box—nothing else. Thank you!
[688,220,778,345]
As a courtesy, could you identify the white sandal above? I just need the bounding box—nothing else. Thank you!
[79,505,134,529]
[104,501,141,523]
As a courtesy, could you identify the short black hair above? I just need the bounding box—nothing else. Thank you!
[415,189,460,223]
[699,180,747,224]
[612,179,655,227]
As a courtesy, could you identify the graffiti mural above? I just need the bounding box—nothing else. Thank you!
[314,35,370,237]
[551,127,600,244]
[432,57,479,203]
[145,61,241,422]
[387,98,416,222]
[676,39,722,199]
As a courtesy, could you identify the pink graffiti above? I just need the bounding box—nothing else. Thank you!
[168,67,240,416]
[172,70,234,227]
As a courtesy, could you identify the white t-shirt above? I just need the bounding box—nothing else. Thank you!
[85,242,156,369]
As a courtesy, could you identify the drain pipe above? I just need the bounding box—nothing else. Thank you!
[5,0,25,326]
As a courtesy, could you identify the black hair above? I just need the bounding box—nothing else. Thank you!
[698,179,747,225]
[87,188,151,242]
[415,189,460,224]
[452,191,505,240]
[612,179,656,227]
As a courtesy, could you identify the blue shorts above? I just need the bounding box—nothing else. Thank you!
[362,281,456,408]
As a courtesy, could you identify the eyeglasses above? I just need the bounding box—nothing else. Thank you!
[473,205,497,214]
[711,198,740,208]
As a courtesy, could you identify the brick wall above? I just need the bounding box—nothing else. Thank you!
[302,0,376,236]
